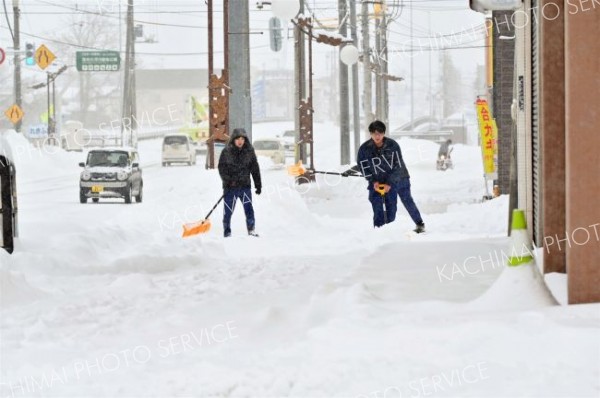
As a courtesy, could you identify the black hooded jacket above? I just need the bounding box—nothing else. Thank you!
[218,128,262,190]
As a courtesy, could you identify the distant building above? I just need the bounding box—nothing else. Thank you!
[136,69,208,128]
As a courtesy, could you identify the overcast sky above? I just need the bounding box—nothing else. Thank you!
[1,0,485,120]
[1,1,485,69]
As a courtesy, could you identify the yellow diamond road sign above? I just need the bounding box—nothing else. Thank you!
[35,44,56,70]
[4,104,24,124]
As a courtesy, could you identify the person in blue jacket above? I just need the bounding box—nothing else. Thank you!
[356,120,400,228]
[356,120,425,232]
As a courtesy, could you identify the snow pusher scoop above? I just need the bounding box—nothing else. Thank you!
[287,161,306,176]
[375,183,388,224]
[287,161,363,177]
[182,195,224,237]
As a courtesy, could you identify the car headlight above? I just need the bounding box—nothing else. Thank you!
[81,170,91,181]
[117,170,129,181]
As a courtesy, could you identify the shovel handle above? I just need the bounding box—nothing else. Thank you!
[312,170,363,177]
[204,194,225,220]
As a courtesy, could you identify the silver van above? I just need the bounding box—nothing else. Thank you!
[162,134,197,166]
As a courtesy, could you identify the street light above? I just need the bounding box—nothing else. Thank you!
[340,44,359,65]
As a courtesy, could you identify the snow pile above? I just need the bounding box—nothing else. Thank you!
[0,264,47,307]
[1,122,598,397]
[470,263,559,311]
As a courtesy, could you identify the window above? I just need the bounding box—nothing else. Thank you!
[254,141,280,150]
[88,151,130,167]
[164,136,188,146]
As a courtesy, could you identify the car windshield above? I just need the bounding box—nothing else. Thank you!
[254,141,279,150]
[87,151,129,167]
[283,131,295,138]
[164,136,187,145]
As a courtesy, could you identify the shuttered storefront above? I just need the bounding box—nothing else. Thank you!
[531,1,542,247]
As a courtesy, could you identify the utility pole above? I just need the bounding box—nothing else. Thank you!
[121,0,137,147]
[375,17,382,120]
[410,1,414,127]
[349,0,360,154]
[228,0,251,139]
[12,0,22,133]
[428,11,433,119]
[382,10,389,125]
[339,0,350,165]
[31,65,67,145]
[295,0,306,164]
[207,0,230,169]
[361,0,372,133]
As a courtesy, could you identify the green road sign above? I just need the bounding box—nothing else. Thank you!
[76,51,120,72]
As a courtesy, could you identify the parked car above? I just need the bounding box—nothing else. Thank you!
[0,134,18,254]
[280,130,296,153]
[162,134,197,166]
[253,138,286,165]
[79,148,143,204]
[195,139,208,155]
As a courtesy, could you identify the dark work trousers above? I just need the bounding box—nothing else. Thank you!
[396,178,423,225]
[368,185,398,227]
[223,187,255,236]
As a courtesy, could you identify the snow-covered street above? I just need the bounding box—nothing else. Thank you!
[1,123,598,397]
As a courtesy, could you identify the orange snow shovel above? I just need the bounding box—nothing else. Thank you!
[287,161,306,176]
[182,194,224,238]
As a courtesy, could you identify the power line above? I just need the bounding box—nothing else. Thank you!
[0,24,268,55]
[2,0,14,41]
[32,0,209,29]
[388,44,490,53]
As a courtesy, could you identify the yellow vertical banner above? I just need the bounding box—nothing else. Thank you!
[476,98,498,180]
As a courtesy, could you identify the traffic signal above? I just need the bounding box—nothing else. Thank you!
[25,42,35,65]
[269,17,282,52]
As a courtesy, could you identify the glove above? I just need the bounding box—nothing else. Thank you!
[341,171,350,177]
[255,187,261,195]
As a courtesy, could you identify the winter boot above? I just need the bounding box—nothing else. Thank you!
[413,223,425,234]
[248,229,259,237]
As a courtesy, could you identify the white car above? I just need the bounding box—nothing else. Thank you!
[253,138,286,166]
[162,134,197,166]
[280,130,296,153]
[79,148,143,204]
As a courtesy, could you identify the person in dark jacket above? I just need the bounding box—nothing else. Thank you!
[218,128,262,237]
[356,121,401,227]
[357,120,425,232]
